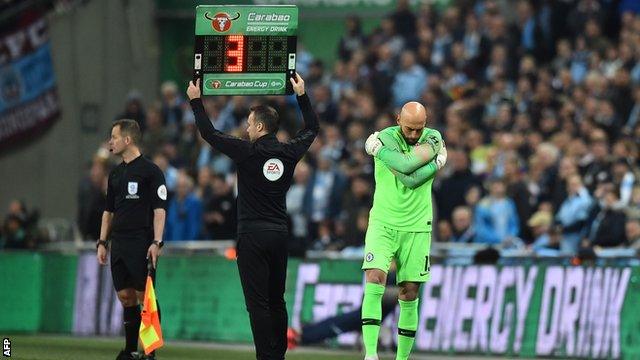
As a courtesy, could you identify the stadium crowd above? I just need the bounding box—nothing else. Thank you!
[61,0,640,257]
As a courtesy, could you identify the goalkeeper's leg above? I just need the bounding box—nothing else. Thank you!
[394,230,431,360]
[361,223,396,360]
[396,282,420,360]
[362,270,387,359]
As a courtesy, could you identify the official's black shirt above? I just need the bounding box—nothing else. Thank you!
[191,94,319,234]
[105,155,167,238]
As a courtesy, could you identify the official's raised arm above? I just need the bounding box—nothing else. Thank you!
[187,79,251,162]
[285,73,320,160]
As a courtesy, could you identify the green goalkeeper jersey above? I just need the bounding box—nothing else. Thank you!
[368,126,442,232]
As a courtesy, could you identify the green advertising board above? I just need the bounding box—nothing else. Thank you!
[290,263,640,359]
[193,5,298,95]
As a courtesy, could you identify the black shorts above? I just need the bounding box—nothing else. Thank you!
[110,237,151,292]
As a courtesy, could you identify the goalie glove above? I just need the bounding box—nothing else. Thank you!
[365,131,383,156]
[435,141,448,170]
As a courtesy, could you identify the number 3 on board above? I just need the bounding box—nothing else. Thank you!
[225,35,244,72]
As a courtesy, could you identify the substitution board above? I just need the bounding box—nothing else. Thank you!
[193,5,298,96]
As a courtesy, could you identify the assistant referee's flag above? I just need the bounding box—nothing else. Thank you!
[139,269,163,354]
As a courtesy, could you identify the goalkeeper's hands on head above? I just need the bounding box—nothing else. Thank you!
[365,131,383,156]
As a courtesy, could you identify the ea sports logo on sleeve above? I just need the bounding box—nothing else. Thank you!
[263,158,284,181]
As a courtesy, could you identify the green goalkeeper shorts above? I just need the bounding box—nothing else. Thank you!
[361,222,432,284]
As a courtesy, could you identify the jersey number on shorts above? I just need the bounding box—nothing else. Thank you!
[424,256,430,273]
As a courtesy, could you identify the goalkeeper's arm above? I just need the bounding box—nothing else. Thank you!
[391,143,447,189]
[391,161,438,189]
[367,131,442,174]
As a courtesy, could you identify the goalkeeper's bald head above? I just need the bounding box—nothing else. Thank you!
[400,102,426,123]
[397,101,427,145]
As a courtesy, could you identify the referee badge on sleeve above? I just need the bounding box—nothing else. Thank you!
[365,252,374,262]
[157,185,167,200]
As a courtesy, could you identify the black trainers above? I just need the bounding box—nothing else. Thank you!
[116,350,142,360]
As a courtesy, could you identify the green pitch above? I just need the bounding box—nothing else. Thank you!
[6,335,368,360]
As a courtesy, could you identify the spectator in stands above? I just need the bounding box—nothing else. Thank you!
[474,178,520,244]
[1,200,40,249]
[533,142,560,203]
[116,90,146,131]
[464,185,482,209]
[436,149,482,221]
[485,44,511,82]
[305,150,347,249]
[584,18,610,54]
[1,214,29,249]
[340,175,373,249]
[461,13,488,73]
[587,187,627,248]
[623,86,640,134]
[312,85,338,123]
[287,162,312,257]
[160,80,185,139]
[515,0,544,59]
[550,156,579,211]
[627,219,640,251]
[195,135,234,175]
[528,209,553,247]
[450,206,475,243]
[194,166,214,206]
[611,158,636,206]
[7,200,27,221]
[203,174,236,240]
[626,186,640,220]
[392,50,427,108]
[431,22,453,69]
[164,173,202,241]
[177,121,200,169]
[532,224,563,256]
[580,132,612,192]
[551,39,573,73]
[338,15,366,62]
[77,160,107,240]
[390,0,416,41]
[153,152,178,195]
[473,246,501,265]
[567,0,604,37]
[322,124,346,162]
[556,174,593,254]
[142,104,169,156]
[202,97,237,133]
[437,220,453,243]
[306,59,328,90]
[503,153,533,241]
[329,61,355,105]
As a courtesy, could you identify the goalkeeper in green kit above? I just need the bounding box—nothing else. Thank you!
[361,101,447,360]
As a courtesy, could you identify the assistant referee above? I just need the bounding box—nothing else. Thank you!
[97,119,167,360]
[187,74,318,360]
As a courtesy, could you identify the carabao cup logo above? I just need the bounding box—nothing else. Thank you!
[205,12,240,32]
